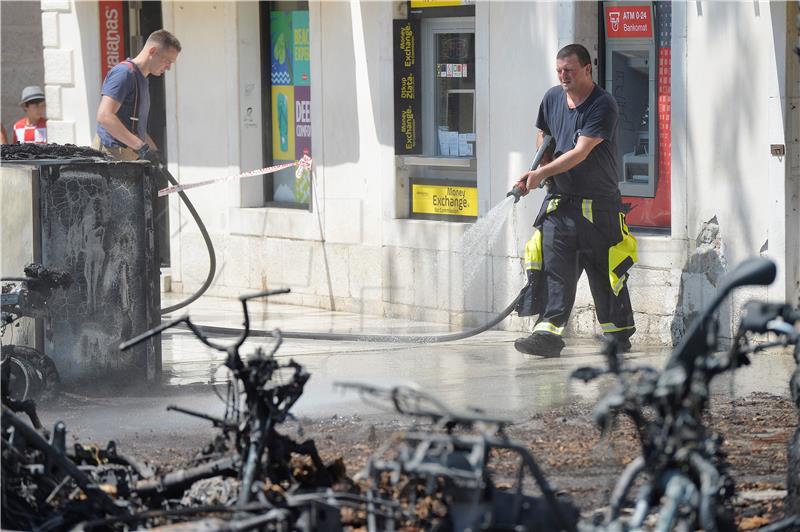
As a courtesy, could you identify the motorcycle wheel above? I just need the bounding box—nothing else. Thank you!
[0,345,59,402]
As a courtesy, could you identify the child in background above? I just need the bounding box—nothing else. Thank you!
[12,86,47,144]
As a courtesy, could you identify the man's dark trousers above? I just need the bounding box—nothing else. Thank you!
[531,200,635,338]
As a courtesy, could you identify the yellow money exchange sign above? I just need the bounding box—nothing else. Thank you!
[412,184,477,217]
[411,0,470,7]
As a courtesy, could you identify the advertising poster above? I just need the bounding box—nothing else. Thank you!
[294,86,311,160]
[393,19,421,154]
[294,161,311,204]
[270,11,293,85]
[272,85,295,160]
[292,11,310,86]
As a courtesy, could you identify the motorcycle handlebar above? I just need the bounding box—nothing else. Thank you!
[120,315,188,351]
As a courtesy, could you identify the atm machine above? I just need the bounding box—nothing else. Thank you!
[604,3,657,198]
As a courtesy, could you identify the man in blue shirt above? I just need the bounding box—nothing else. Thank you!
[95,29,181,162]
[513,44,637,358]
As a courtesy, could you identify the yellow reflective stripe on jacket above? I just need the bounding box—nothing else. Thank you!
[600,322,635,333]
[533,322,565,335]
[546,197,560,213]
[581,199,593,223]
[608,212,638,296]
[524,229,543,271]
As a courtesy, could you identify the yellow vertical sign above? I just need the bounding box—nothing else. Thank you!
[412,184,477,217]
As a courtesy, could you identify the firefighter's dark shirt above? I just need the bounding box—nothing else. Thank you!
[536,84,620,199]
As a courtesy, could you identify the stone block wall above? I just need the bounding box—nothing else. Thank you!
[39,0,75,143]
[1,1,45,136]
[174,228,690,346]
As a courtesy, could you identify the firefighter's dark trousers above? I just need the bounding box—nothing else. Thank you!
[517,195,637,338]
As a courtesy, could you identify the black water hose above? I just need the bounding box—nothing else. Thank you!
[182,292,523,344]
[157,164,217,315]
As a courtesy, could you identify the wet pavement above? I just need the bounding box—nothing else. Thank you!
[159,293,796,418]
[38,293,796,445]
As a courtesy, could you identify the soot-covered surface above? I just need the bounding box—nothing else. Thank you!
[34,161,160,388]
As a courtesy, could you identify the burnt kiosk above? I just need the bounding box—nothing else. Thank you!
[1,144,161,389]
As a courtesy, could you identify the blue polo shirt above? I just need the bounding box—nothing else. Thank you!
[97,59,149,148]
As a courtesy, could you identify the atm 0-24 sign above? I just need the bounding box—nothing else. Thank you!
[604,5,653,38]
[412,184,477,217]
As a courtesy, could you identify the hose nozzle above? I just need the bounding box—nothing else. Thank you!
[507,179,528,203]
[509,133,554,204]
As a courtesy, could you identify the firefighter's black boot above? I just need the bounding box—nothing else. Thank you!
[603,333,633,354]
[514,332,565,357]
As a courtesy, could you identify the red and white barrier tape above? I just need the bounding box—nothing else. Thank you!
[158,155,313,197]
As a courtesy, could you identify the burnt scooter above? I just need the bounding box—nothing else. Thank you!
[110,288,401,531]
[572,257,777,531]
[338,382,580,532]
[4,287,400,532]
[1,263,69,425]
[727,300,800,527]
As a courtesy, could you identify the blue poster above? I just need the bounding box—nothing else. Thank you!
[292,11,310,86]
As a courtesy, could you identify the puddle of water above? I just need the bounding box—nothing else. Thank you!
[460,195,516,291]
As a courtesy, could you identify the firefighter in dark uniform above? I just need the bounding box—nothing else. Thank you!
[513,43,637,358]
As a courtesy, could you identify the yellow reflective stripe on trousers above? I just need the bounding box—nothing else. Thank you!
[600,322,635,333]
[581,199,593,223]
[524,229,543,271]
[611,276,625,296]
[533,322,564,335]
[608,212,638,296]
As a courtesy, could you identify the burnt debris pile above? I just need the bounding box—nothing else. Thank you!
[0,286,582,531]
[336,382,581,531]
[3,260,800,531]
[1,143,108,161]
[1,288,399,531]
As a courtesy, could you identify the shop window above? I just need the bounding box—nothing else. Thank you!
[426,20,476,158]
[259,1,311,209]
[602,1,671,229]
[393,4,477,222]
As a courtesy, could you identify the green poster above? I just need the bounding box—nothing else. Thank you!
[270,11,292,86]
[292,11,310,86]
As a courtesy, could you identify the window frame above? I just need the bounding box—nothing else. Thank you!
[258,0,312,210]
